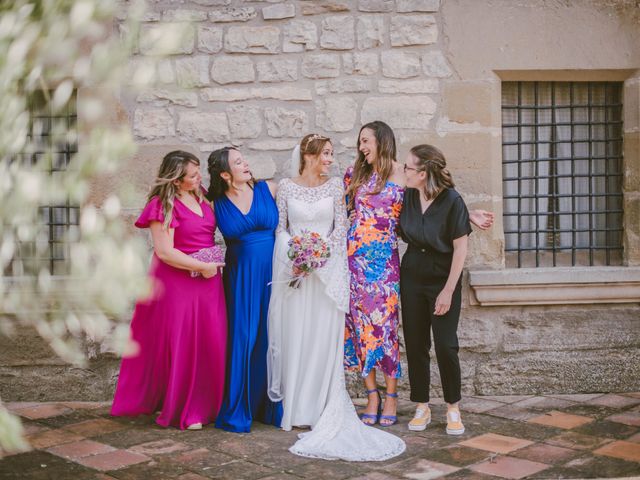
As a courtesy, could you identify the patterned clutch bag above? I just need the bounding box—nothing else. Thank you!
[189,246,225,277]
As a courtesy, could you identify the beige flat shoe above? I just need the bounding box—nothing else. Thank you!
[408,405,431,431]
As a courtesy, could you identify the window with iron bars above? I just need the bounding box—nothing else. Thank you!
[11,91,79,276]
[501,81,624,268]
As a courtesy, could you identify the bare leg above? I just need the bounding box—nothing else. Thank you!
[362,369,380,416]
[380,375,398,426]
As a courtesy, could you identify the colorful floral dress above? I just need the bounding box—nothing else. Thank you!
[344,166,404,379]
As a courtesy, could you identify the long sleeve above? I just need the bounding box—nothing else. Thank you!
[275,180,290,235]
[327,177,348,251]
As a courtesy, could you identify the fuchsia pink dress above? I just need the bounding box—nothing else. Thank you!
[111,196,227,429]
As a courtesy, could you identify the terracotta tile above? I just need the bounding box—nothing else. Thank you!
[527,410,595,429]
[477,395,533,404]
[177,474,210,480]
[510,442,579,464]
[469,455,549,479]
[347,473,403,480]
[594,440,640,463]
[382,458,459,479]
[627,432,640,444]
[462,398,509,414]
[511,396,577,410]
[460,433,533,454]
[547,393,605,403]
[14,403,72,420]
[27,428,85,449]
[75,449,150,471]
[4,402,42,413]
[586,394,640,409]
[485,404,539,421]
[606,411,640,427]
[63,418,128,437]
[545,431,613,451]
[623,392,640,399]
[47,439,116,460]
[22,423,48,436]
[129,439,190,456]
[61,401,104,410]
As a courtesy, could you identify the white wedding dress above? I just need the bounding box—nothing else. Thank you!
[267,177,406,461]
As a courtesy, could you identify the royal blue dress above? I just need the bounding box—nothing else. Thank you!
[214,181,283,432]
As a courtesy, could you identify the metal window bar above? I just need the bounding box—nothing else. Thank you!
[501,81,624,268]
[15,91,79,275]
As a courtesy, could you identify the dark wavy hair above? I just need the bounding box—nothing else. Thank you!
[206,147,254,201]
[346,121,396,210]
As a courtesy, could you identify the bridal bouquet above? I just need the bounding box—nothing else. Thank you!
[287,230,331,288]
[189,245,225,277]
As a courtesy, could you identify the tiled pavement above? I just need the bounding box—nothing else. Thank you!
[2,393,640,479]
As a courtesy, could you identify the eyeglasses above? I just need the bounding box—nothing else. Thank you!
[403,164,421,173]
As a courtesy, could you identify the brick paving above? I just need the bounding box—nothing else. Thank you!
[1,393,639,479]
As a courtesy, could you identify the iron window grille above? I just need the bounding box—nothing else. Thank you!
[501,81,624,268]
[13,91,79,275]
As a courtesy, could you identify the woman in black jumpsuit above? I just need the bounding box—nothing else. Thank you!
[400,144,472,435]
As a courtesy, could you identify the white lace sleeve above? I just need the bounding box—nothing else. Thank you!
[326,177,348,251]
[275,179,290,235]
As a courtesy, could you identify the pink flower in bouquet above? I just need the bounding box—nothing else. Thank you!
[287,230,331,288]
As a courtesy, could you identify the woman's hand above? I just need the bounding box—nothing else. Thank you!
[470,209,494,230]
[434,287,453,316]
[201,262,225,278]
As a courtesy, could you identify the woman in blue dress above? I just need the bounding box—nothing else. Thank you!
[206,147,282,433]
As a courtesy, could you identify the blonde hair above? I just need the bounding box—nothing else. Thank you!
[410,144,455,200]
[346,121,396,210]
[148,150,203,230]
[299,133,331,174]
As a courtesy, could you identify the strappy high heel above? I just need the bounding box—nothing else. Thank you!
[360,388,382,425]
[379,392,398,427]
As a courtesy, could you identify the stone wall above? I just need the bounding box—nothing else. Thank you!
[1,0,639,401]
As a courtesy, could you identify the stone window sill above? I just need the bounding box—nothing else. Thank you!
[468,266,640,306]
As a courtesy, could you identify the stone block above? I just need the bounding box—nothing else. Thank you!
[301,1,350,15]
[139,23,195,55]
[136,89,198,108]
[283,20,318,52]
[192,0,231,5]
[175,56,210,88]
[177,111,230,142]
[624,133,640,192]
[422,50,452,78]
[200,86,312,102]
[211,56,255,84]
[133,108,175,140]
[262,3,296,20]
[342,52,379,75]
[248,140,299,151]
[264,107,309,138]
[390,15,437,46]
[227,105,262,139]
[224,26,280,54]
[320,15,355,50]
[457,315,501,353]
[358,0,394,12]
[475,349,640,395]
[381,51,421,78]
[624,195,640,265]
[361,95,436,129]
[444,81,500,127]
[501,308,640,352]
[209,7,257,23]
[301,53,340,78]
[162,9,208,22]
[316,97,358,132]
[315,78,372,95]
[256,58,298,83]
[244,153,277,179]
[197,26,223,53]
[378,79,438,94]
[0,326,61,366]
[397,0,440,12]
[356,16,384,50]
[624,78,640,133]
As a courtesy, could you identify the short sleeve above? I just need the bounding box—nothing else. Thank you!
[449,196,472,240]
[135,196,180,229]
[343,165,354,190]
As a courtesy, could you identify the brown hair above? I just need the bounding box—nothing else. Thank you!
[346,121,396,210]
[206,147,255,201]
[298,133,331,174]
[147,150,203,230]
[409,144,455,200]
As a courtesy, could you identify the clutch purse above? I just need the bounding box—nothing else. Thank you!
[189,246,225,277]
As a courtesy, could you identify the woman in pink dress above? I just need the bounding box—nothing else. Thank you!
[111,150,227,430]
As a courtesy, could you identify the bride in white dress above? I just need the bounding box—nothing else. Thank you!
[267,134,405,461]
